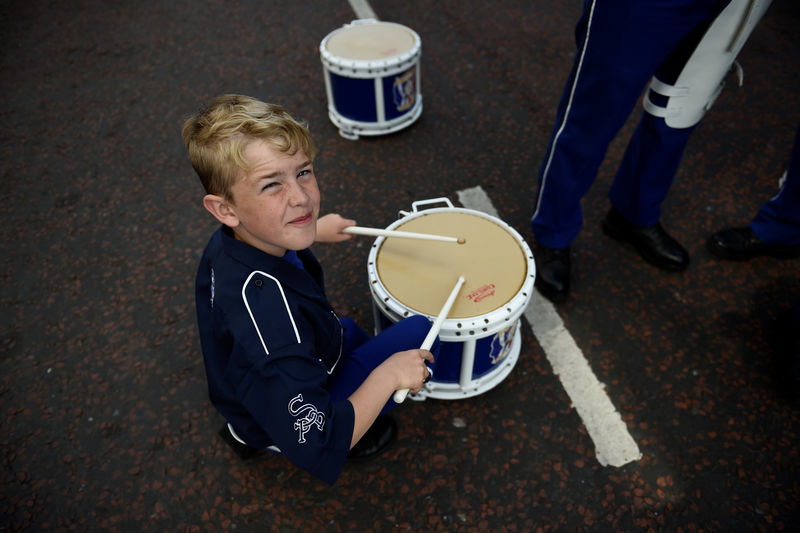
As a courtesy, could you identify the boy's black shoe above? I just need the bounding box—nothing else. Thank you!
[534,244,570,303]
[708,226,800,260]
[602,207,689,271]
[347,415,397,461]
[219,425,261,460]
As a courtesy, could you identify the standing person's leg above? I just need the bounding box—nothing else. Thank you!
[608,117,697,228]
[531,0,670,248]
[751,124,800,246]
[603,10,723,271]
[709,123,800,259]
[608,2,727,228]
[531,0,723,299]
[602,112,695,270]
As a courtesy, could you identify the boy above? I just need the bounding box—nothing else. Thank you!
[182,94,435,484]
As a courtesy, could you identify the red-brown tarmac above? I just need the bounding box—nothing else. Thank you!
[2,1,799,531]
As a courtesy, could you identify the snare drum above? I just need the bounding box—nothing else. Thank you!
[319,19,422,140]
[367,198,536,400]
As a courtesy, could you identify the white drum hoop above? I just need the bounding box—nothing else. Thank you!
[367,198,536,342]
[325,101,423,140]
[319,20,422,79]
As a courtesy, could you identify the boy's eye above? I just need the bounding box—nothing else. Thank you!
[298,169,311,178]
[261,182,279,191]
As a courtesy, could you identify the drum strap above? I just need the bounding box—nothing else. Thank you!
[642,0,771,129]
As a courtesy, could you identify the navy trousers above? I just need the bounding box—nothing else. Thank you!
[328,314,435,412]
[532,0,729,248]
[751,124,800,245]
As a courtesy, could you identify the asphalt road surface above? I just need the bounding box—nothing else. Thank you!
[2,0,799,531]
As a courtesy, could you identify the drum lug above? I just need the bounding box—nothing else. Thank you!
[338,126,360,141]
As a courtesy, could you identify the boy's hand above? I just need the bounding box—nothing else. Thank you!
[385,349,435,393]
[315,213,356,243]
[347,348,435,446]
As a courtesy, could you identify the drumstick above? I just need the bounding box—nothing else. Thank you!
[343,225,466,244]
[393,275,466,403]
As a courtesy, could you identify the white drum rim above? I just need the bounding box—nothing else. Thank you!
[328,97,422,138]
[320,20,421,77]
[367,206,536,342]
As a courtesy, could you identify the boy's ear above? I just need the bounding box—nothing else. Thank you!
[203,194,240,227]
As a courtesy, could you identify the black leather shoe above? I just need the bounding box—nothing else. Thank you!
[534,244,570,303]
[347,415,397,461]
[602,207,689,271]
[707,226,800,260]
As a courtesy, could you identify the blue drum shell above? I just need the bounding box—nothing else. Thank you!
[328,65,419,123]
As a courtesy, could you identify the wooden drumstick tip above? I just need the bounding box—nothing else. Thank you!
[457,237,466,244]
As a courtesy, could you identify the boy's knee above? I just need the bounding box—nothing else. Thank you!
[339,316,358,330]
[399,314,438,351]
[401,314,431,332]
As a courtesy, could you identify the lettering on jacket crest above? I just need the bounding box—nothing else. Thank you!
[288,394,325,443]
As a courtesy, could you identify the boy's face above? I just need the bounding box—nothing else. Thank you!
[224,140,320,256]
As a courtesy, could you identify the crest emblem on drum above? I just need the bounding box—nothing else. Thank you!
[392,67,416,112]
[489,325,516,365]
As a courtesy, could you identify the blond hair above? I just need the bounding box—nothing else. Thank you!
[181,94,317,199]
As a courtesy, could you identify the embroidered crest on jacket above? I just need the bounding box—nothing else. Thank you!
[288,394,325,443]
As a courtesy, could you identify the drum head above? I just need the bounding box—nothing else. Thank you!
[325,22,416,61]
[375,212,527,318]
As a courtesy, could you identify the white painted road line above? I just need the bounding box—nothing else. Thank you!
[457,186,642,467]
[348,0,377,20]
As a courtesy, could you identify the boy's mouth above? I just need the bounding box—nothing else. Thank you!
[289,213,313,226]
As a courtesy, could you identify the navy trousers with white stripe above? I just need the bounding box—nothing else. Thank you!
[531,0,728,249]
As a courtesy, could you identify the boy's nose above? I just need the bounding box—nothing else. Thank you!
[287,180,310,206]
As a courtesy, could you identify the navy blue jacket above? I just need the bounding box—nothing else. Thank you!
[195,226,354,484]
